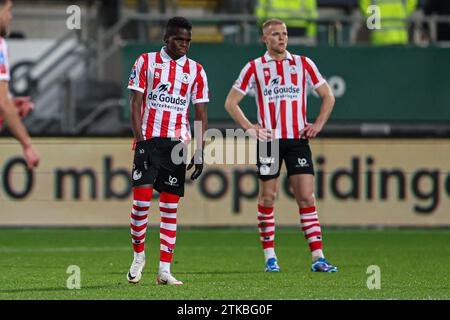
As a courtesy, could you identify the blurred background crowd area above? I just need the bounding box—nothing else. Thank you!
[11,0,450,46]
[11,0,450,45]
[6,0,450,137]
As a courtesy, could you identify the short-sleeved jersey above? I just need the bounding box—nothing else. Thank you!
[0,37,10,81]
[0,37,10,128]
[127,47,209,143]
[233,50,326,139]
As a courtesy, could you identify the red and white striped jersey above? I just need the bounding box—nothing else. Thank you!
[0,37,9,81]
[0,37,10,128]
[127,47,209,144]
[233,50,326,139]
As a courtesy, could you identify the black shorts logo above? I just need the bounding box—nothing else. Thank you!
[165,175,179,187]
[133,170,143,181]
[259,156,275,165]
[297,158,310,168]
[260,165,271,175]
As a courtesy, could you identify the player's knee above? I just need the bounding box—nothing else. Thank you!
[259,191,277,207]
[297,195,315,208]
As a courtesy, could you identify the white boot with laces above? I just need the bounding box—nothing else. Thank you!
[127,252,146,284]
[156,270,183,285]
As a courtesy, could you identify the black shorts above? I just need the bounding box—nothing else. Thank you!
[256,139,314,181]
[132,138,187,197]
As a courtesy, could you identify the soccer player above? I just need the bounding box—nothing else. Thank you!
[0,0,39,169]
[225,18,337,272]
[126,17,209,285]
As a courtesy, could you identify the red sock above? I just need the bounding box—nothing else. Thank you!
[299,206,323,252]
[159,192,180,268]
[130,187,152,253]
[257,205,276,258]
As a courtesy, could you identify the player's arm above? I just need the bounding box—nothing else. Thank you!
[129,89,145,142]
[186,102,207,180]
[194,102,207,150]
[299,82,335,139]
[0,81,39,168]
[14,96,34,118]
[224,88,251,129]
[224,87,272,140]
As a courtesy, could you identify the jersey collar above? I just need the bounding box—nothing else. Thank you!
[263,50,294,62]
[160,47,187,66]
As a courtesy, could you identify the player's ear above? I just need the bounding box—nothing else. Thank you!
[261,34,267,45]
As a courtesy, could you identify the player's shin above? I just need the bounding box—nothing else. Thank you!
[159,192,180,274]
[299,206,324,261]
[130,187,152,253]
[258,204,276,260]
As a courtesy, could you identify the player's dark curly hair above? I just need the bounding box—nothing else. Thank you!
[166,16,192,35]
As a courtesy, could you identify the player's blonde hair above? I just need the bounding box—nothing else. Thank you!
[262,18,286,32]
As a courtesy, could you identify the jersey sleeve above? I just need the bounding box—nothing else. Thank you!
[232,62,255,95]
[127,54,147,93]
[0,39,10,81]
[191,64,210,104]
[303,57,326,90]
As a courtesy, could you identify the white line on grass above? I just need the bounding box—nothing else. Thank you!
[0,246,130,253]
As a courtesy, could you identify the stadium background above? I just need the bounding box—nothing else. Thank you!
[0,0,449,300]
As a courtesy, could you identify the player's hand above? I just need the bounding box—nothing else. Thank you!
[186,149,203,180]
[249,124,273,141]
[23,145,40,169]
[299,123,323,139]
[14,96,34,118]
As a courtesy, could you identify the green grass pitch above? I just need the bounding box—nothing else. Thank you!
[0,228,448,300]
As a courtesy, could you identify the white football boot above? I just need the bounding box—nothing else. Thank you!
[127,252,146,284]
[156,271,183,285]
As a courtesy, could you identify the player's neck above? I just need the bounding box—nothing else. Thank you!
[163,47,183,61]
[267,50,286,61]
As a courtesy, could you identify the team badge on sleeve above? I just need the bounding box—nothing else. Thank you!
[130,67,137,80]
[128,66,137,86]
[0,52,6,74]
